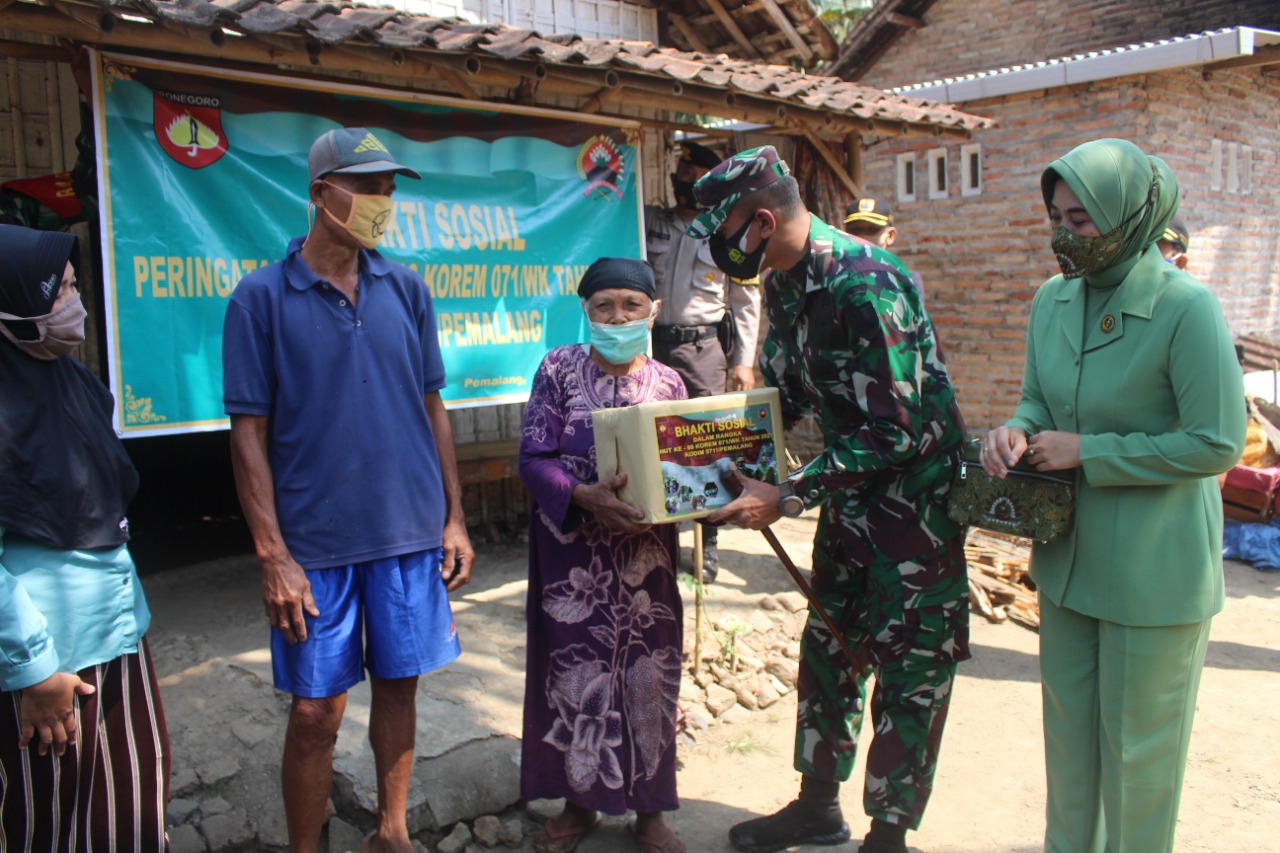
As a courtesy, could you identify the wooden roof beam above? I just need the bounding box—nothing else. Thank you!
[887,12,926,29]
[1202,44,1280,74]
[755,0,813,64]
[667,13,711,54]
[579,82,624,113]
[49,1,121,36]
[798,125,860,197]
[702,0,763,60]
[335,43,481,99]
[0,38,69,62]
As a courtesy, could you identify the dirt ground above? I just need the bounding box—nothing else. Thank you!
[143,509,1280,852]
[644,517,1280,853]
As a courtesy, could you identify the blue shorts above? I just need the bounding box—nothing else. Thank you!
[271,548,461,698]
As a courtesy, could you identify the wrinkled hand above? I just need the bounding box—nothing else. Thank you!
[981,426,1028,478]
[261,554,320,644]
[1025,430,1080,472]
[706,462,781,530]
[19,672,95,757]
[441,517,475,592]
[728,364,756,392]
[573,474,650,534]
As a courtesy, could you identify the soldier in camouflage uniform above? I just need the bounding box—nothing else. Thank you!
[688,146,969,853]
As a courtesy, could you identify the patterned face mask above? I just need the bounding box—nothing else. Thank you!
[1049,179,1156,279]
[1049,225,1128,279]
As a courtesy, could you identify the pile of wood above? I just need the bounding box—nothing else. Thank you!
[965,529,1039,631]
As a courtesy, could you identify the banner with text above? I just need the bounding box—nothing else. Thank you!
[93,52,643,436]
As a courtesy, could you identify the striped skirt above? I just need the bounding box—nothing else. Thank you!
[0,638,170,852]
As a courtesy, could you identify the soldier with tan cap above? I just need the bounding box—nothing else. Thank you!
[223,127,474,853]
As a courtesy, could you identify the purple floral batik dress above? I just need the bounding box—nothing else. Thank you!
[518,344,688,815]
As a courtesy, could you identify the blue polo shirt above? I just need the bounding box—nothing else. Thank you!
[222,237,447,569]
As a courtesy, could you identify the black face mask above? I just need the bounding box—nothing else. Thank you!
[671,175,699,210]
[708,215,768,280]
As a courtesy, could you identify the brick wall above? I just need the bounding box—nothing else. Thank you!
[860,0,1280,89]
[856,67,1280,431]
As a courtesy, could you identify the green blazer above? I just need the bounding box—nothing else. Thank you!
[1008,246,1245,626]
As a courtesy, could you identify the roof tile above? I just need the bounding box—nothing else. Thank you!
[64,0,993,131]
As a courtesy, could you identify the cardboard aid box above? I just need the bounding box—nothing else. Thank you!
[592,388,789,523]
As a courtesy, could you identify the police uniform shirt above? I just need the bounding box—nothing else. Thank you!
[644,205,761,368]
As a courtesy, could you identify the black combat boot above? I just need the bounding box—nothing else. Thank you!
[859,818,909,853]
[728,777,851,853]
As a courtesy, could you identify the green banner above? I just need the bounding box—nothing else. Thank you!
[93,52,643,436]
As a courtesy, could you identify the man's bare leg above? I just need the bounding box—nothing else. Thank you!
[366,675,419,852]
[282,692,348,853]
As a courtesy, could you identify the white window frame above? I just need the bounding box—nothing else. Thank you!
[1210,139,1223,192]
[927,147,948,199]
[960,142,982,197]
[1241,144,1253,195]
[896,153,916,202]
[1227,142,1240,194]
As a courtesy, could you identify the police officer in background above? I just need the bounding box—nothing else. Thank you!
[646,139,762,583]
[1157,218,1190,270]
[843,197,926,300]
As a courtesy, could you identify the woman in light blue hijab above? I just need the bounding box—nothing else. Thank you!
[983,139,1245,852]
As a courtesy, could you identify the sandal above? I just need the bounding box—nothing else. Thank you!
[632,822,688,853]
[533,810,600,853]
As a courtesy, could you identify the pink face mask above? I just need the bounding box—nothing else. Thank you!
[0,296,88,360]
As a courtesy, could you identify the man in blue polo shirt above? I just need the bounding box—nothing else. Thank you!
[222,127,474,853]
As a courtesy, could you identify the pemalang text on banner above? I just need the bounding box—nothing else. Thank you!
[93,51,643,436]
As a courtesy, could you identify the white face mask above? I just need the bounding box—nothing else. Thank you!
[0,295,87,361]
[318,181,394,249]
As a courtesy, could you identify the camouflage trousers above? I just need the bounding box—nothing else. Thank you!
[793,527,969,830]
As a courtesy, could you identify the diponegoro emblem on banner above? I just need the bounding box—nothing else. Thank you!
[577,134,625,199]
[153,91,228,169]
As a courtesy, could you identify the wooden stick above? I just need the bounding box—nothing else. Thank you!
[760,527,862,671]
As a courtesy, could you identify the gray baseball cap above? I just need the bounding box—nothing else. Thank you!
[308,127,421,182]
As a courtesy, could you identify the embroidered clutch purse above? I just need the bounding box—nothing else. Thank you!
[947,439,1075,542]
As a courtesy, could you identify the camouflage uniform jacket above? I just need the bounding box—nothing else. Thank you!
[762,214,965,566]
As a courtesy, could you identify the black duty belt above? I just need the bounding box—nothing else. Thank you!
[652,323,717,344]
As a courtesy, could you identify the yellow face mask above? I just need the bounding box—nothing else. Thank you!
[319,181,394,249]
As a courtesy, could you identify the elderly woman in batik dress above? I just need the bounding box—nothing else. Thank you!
[519,257,689,853]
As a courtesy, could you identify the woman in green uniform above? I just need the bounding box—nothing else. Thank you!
[983,138,1245,852]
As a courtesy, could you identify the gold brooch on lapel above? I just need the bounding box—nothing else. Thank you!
[1101,314,1116,333]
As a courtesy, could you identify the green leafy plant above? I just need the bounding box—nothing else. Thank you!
[814,0,872,45]
[715,616,749,672]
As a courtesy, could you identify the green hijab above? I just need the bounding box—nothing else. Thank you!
[1041,138,1179,287]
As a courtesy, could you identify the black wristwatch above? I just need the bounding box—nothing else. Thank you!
[777,480,805,518]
